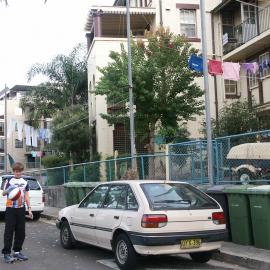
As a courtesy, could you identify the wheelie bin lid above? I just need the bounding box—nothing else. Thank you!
[247,185,270,195]
[206,185,235,194]
[63,182,99,188]
[224,185,256,194]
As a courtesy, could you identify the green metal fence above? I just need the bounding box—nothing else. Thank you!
[25,129,270,186]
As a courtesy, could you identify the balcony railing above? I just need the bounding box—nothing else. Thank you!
[223,5,270,54]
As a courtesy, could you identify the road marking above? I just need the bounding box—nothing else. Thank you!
[97,259,216,270]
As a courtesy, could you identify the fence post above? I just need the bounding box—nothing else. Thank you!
[200,141,203,184]
[215,140,219,184]
[191,154,195,180]
[165,145,170,181]
[46,170,49,187]
[141,156,145,180]
[63,167,66,184]
[83,164,86,182]
[108,160,112,181]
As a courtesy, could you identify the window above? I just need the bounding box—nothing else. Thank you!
[79,185,109,209]
[141,183,219,210]
[224,80,237,95]
[127,187,138,210]
[15,139,23,148]
[103,185,127,209]
[259,52,270,78]
[243,2,256,24]
[0,122,4,136]
[0,139,4,152]
[0,156,4,170]
[180,9,197,38]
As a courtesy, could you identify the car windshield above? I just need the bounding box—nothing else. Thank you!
[141,183,219,210]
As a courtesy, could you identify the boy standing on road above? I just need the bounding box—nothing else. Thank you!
[1,162,33,263]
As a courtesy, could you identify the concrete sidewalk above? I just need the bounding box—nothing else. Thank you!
[41,206,270,270]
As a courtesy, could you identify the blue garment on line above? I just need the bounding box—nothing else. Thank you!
[188,54,203,72]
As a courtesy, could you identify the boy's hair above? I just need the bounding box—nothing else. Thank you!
[12,162,24,172]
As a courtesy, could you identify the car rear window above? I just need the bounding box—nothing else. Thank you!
[1,177,41,191]
[141,183,219,210]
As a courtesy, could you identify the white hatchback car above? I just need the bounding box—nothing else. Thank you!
[56,180,227,269]
[0,175,45,220]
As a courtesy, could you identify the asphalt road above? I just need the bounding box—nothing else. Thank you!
[0,218,250,270]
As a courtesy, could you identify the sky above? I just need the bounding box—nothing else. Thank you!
[0,0,114,90]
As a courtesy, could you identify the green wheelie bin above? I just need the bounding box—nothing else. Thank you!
[248,185,270,250]
[224,185,255,245]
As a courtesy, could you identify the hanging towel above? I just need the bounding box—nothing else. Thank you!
[188,54,203,72]
[7,119,17,138]
[208,59,223,75]
[24,124,32,146]
[17,121,24,141]
[241,62,259,74]
[223,62,241,81]
[46,129,52,143]
[31,128,38,148]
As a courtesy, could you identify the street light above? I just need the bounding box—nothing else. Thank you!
[126,0,137,170]
[200,0,214,184]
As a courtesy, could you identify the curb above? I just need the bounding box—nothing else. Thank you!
[213,250,270,270]
[40,213,57,221]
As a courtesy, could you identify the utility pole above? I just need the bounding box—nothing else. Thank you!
[200,0,214,185]
[4,85,8,173]
[126,0,137,170]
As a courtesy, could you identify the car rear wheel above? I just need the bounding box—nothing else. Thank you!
[60,221,75,249]
[114,233,137,270]
[238,169,254,184]
[190,251,213,263]
[33,212,41,221]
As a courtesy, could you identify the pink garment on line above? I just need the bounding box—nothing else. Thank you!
[208,59,223,75]
[223,62,240,81]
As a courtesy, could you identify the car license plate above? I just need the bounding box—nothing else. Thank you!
[180,239,201,249]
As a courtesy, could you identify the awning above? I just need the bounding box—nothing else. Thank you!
[211,0,233,14]
[85,7,156,31]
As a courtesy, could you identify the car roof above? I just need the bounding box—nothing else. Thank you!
[98,180,189,185]
[0,175,37,181]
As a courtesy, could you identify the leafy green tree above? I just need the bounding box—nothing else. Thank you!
[51,105,90,164]
[211,100,270,137]
[96,28,204,156]
[20,44,88,125]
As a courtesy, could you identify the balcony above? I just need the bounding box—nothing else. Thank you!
[25,162,41,169]
[223,5,270,59]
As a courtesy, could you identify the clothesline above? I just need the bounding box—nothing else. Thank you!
[7,118,52,147]
[188,54,270,82]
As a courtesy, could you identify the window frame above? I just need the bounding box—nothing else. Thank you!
[15,139,23,148]
[224,79,238,96]
[179,9,197,38]
[79,184,109,209]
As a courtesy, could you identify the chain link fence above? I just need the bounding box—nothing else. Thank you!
[25,129,270,186]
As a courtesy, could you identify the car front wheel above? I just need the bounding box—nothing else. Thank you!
[190,251,213,263]
[114,233,137,270]
[60,221,75,249]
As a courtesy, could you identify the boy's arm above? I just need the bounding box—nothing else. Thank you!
[25,191,33,217]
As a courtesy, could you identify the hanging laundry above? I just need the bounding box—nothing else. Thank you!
[208,59,223,75]
[31,128,38,148]
[188,54,203,72]
[31,151,37,158]
[7,119,17,138]
[241,62,259,74]
[17,121,24,142]
[14,107,23,116]
[223,62,241,81]
[24,124,32,146]
[39,128,46,140]
[46,129,52,143]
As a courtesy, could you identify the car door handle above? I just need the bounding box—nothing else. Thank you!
[89,214,94,217]
[114,216,119,220]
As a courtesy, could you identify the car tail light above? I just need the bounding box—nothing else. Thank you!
[42,193,45,203]
[141,214,168,228]
[212,212,225,225]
